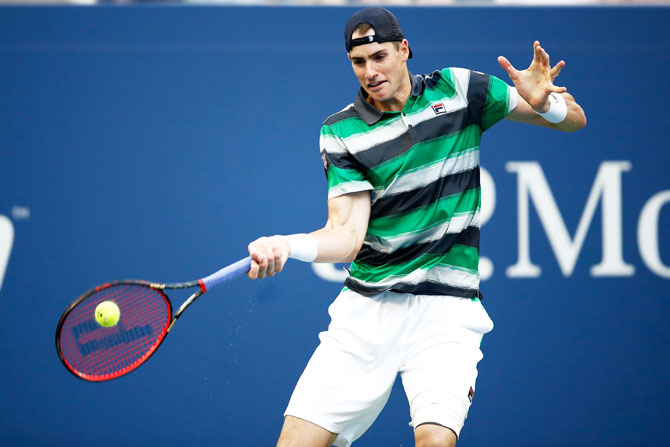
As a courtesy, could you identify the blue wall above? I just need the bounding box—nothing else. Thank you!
[0,5,668,446]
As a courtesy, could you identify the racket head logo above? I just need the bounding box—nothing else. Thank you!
[55,281,172,381]
[55,256,249,381]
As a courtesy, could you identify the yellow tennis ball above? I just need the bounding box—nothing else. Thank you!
[95,301,120,327]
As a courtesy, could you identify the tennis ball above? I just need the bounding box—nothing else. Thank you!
[95,301,120,327]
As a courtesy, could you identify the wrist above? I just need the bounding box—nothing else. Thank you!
[535,93,567,123]
[283,233,318,263]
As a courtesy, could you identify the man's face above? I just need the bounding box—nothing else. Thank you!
[348,28,410,110]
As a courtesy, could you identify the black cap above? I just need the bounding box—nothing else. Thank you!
[344,7,413,59]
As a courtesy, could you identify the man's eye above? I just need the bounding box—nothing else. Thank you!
[374,54,386,62]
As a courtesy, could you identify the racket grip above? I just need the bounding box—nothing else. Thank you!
[199,256,252,292]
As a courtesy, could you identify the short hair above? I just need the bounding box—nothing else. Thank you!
[354,22,375,35]
[351,23,401,52]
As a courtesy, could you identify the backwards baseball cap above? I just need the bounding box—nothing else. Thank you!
[344,7,413,59]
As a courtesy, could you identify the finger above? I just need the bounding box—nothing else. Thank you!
[539,45,550,67]
[550,60,565,79]
[273,246,284,274]
[551,85,567,94]
[533,41,543,64]
[497,56,518,78]
[247,260,259,280]
[250,247,268,279]
[265,245,276,277]
[253,254,267,279]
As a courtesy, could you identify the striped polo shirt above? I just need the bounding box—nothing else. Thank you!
[320,67,517,298]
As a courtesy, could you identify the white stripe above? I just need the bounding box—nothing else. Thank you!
[328,181,373,199]
[321,104,355,155]
[320,134,347,155]
[450,67,472,100]
[351,263,479,290]
[508,86,519,115]
[343,118,407,154]
[374,148,479,201]
[365,210,480,253]
[339,103,355,114]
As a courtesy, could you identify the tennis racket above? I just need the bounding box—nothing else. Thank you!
[55,256,251,382]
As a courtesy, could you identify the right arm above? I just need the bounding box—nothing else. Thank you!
[247,190,371,279]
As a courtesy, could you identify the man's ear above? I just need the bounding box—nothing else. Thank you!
[401,39,410,61]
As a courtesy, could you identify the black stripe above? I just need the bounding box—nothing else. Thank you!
[345,277,479,298]
[355,108,476,169]
[356,226,480,267]
[323,105,359,126]
[325,150,365,172]
[370,168,480,219]
[423,70,443,90]
[356,129,415,168]
[457,225,480,248]
[466,71,489,128]
[390,281,479,298]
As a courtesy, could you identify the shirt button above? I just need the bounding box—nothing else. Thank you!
[408,124,413,129]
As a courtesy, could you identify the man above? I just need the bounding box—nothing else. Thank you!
[248,7,586,447]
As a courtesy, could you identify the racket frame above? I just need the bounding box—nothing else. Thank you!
[55,256,251,382]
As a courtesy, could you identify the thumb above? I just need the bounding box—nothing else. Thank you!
[497,56,517,78]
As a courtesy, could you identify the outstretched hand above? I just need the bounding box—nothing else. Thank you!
[498,41,566,113]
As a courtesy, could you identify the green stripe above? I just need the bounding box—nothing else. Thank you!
[350,244,478,284]
[368,126,481,188]
[331,111,400,139]
[327,164,368,189]
[320,125,336,138]
[482,76,510,131]
[367,188,480,237]
[438,243,479,272]
[350,253,441,283]
[410,69,457,108]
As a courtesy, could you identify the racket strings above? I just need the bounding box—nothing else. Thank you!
[58,284,171,380]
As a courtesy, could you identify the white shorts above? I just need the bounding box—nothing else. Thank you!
[284,289,494,447]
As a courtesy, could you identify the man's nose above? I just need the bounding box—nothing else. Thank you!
[365,61,377,79]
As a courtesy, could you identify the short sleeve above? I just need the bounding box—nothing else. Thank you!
[481,74,517,131]
[320,124,374,200]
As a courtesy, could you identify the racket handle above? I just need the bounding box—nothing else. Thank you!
[199,256,252,292]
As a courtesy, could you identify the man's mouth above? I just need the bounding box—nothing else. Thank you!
[368,80,386,90]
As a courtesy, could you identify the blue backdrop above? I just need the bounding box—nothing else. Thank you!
[0,5,668,447]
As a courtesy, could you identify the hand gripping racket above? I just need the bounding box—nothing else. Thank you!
[55,256,251,382]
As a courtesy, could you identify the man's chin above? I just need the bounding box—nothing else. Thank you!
[368,91,389,104]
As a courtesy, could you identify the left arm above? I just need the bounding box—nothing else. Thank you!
[507,91,586,132]
[499,41,587,132]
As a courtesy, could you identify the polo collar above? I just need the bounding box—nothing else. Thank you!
[354,73,425,126]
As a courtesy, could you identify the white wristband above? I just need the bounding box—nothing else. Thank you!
[284,233,318,263]
[536,93,568,124]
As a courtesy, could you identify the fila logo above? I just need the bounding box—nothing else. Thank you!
[468,386,475,403]
[431,103,446,115]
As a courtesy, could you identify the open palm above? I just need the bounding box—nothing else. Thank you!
[498,41,566,112]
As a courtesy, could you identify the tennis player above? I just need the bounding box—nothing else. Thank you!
[248,7,586,447]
